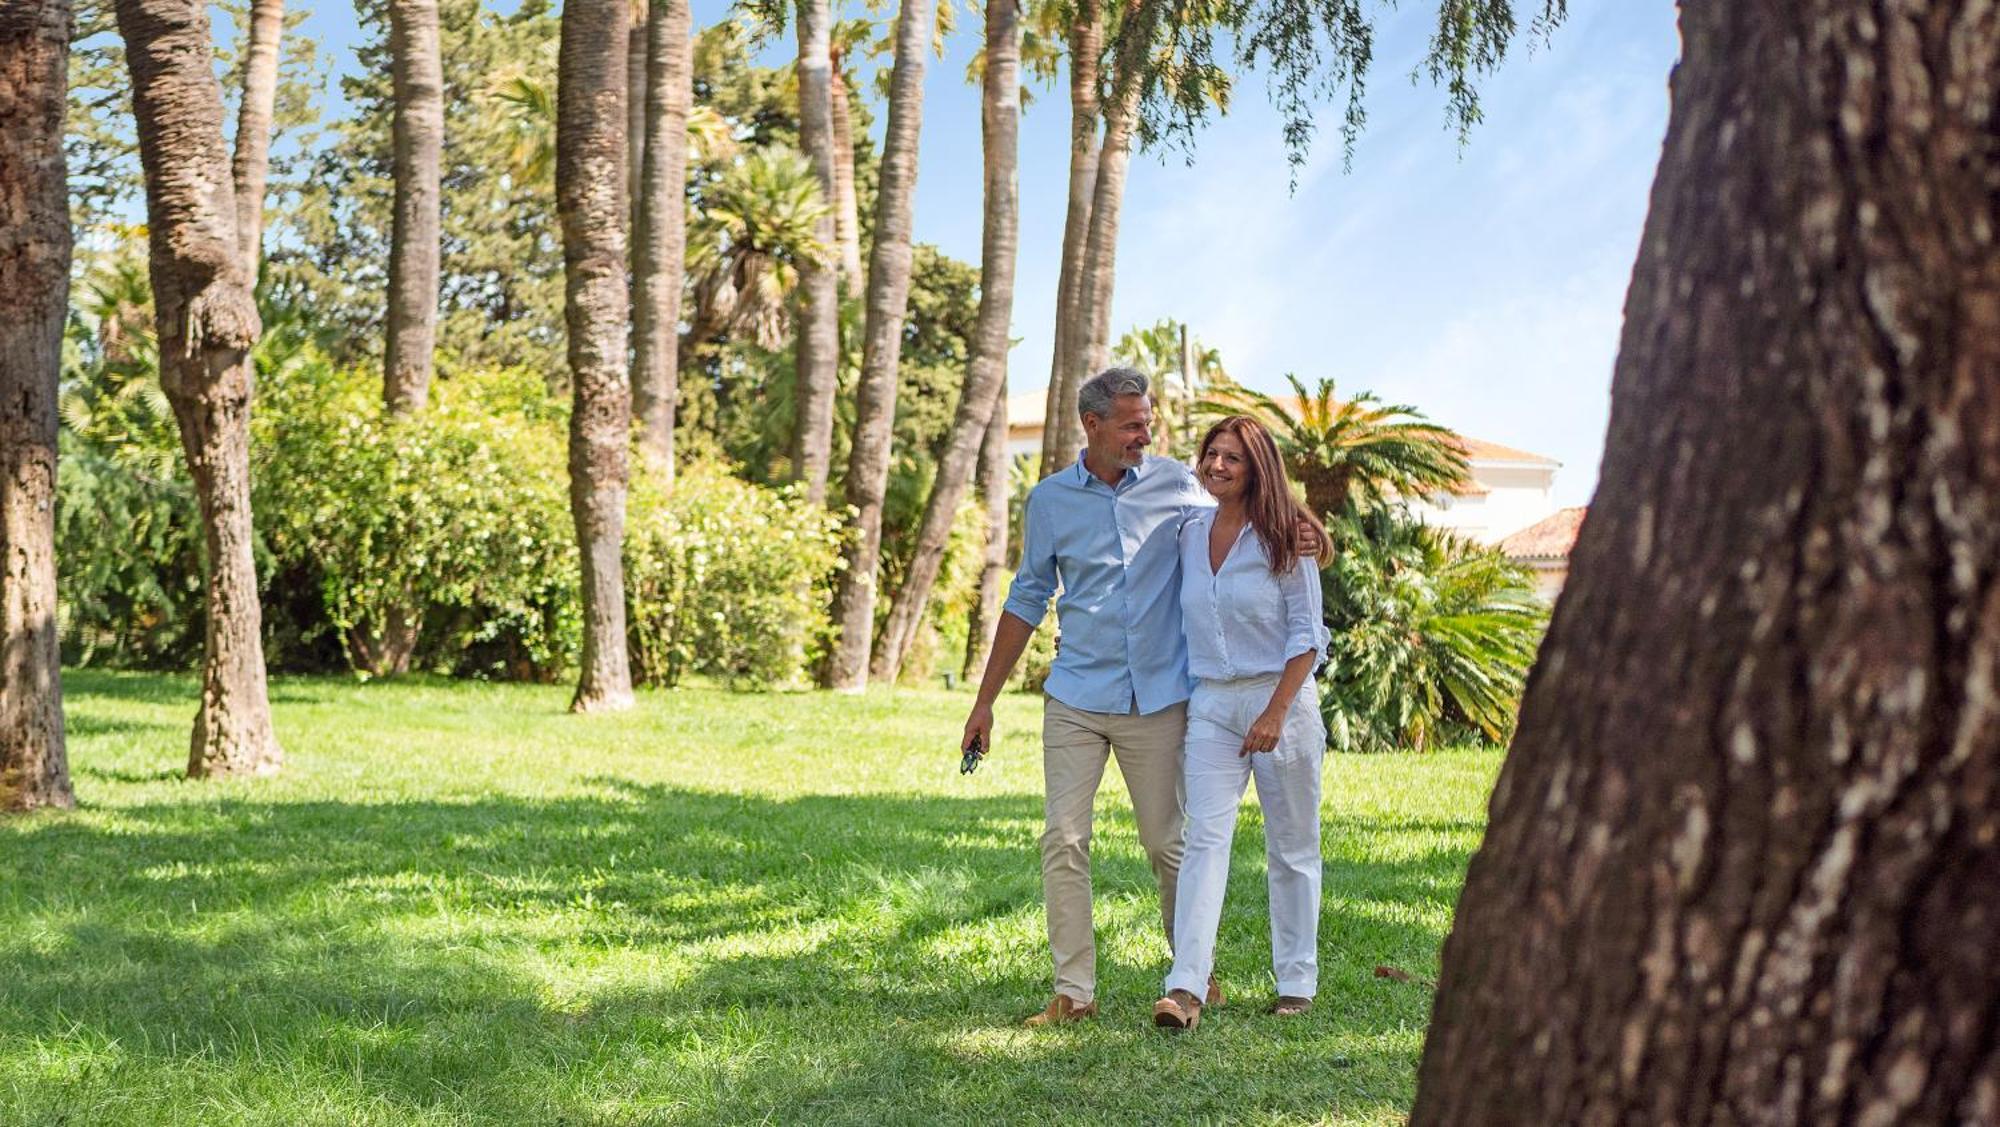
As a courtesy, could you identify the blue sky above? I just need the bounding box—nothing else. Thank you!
[296,0,1681,506]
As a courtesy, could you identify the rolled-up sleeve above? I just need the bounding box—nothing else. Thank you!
[1002,489,1057,627]
[1279,556,1330,664]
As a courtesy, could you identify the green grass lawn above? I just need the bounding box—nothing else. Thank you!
[1,670,1499,1126]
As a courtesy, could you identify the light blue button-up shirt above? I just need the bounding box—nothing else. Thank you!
[1002,453,1214,715]
[1179,510,1330,682]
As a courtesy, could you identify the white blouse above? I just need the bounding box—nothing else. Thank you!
[1179,510,1330,683]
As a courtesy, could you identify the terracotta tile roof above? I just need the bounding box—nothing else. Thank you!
[1499,507,1588,561]
[1449,435,1561,467]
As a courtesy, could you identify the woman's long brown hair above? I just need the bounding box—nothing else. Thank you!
[1196,415,1331,575]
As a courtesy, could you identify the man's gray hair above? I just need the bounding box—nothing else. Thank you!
[1076,366,1150,421]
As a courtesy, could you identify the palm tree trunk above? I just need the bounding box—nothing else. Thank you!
[870,0,1021,685]
[627,15,645,236]
[828,62,864,292]
[631,0,691,478]
[1412,3,2000,1120]
[0,0,75,811]
[113,0,282,777]
[1037,0,1099,479]
[962,385,1009,683]
[820,0,935,691]
[788,0,839,503]
[1061,0,1157,422]
[228,0,282,281]
[383,0,443,415]
[557,0,636,712]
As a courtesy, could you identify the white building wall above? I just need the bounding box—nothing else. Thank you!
[1408,463,1556,544]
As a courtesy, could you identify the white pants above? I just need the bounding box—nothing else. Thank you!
[1164,673,1325,1000]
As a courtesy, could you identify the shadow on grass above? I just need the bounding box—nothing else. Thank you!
[7,679,1475,1123]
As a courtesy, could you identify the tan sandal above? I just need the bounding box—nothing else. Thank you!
[1269,995,1313,1016]
[1153,989,1202,1031]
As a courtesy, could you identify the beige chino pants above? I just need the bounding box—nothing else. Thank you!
[1040,696,1188,1004]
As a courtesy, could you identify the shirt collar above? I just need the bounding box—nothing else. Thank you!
[1072,451,1145,491]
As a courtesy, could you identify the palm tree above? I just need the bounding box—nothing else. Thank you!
[1199,373,1470,518]
[556,0,636,712]
[631,0,693,476]
[826,18,871,291]
[229,0,284,279]
[820,0,937,690]
[962,387,1010,682]
[384,0,444,415]
[1318,507,1545,753]
[112,0,283,777]
[680,145,829,362]
[788,0,840,504]
[0,0,75,810]
[1112,316,1226,457]
[1037,0,1099,479]
[871,0,1023,684]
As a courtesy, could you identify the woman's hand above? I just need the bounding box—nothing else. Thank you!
[1241,706,1286,756]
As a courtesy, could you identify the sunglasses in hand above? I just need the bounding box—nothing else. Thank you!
[960,734,985,775]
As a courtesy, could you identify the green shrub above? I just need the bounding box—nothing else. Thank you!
[624,465,843,688]
[1319,507,1548,752]
[254,359,582,679]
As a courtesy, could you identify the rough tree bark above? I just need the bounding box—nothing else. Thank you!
[962,384,1009,683]
[627,13,645,235]
[0,0,75,811]
[383,0,443,415]
[788,0,840,503]
[557,0,636,713]
[1037,0,1099,480]
[828,59,864,292]
[632,0,691,477]
[113,0,283,777]
[869,0,1022,684]
[820,0,935,690]
[228,0,282,280]
[1412,4,2000,1124]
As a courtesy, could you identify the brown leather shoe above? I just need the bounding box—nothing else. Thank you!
[1153,989,1202,1031]
[1205,974,1225,1007]
[1023,994,1098,1027]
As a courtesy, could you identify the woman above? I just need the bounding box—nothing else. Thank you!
[1154,415,1330,1031]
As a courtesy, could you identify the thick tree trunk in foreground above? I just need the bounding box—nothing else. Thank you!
[557,0,636,713]
[1412,4,2000,1123]
[789,0,839,503]
[631,0,691,477]
[228,0,282,280]
[1037,0,1099,479]
[870,0,1022,684]
[114,0,282,777]
[828,62,864,292]
[384,0,443,415]
[963,384,1009,683]
[0,0,75,811]
[821,0,935,690]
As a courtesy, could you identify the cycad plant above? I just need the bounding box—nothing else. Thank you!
[1319,506,1547,752]
[1198,373,1469,518]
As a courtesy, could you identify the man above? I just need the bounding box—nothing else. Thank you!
[961,366,1217,1026]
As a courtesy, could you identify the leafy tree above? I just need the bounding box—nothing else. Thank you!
[1199,373,1469,519]
[1319,507,1544,752]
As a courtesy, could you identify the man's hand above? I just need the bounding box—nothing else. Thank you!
[1241,706,1284,756]
[1292,519,1326,561]
[963,703,995,757]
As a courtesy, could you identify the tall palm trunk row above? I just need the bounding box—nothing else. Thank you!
[789,0,840,504]
[1037,0,1100,479]
[820,0,936,690]
[228,0,283,279]
[869,0,1023,685]
[632,0,693,477]
[384,0,443,414]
